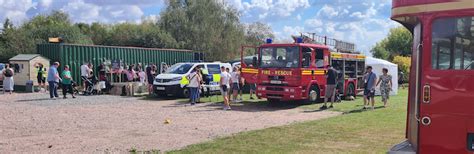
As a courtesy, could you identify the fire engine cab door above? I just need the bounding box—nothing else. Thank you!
[240,46,258,84]
[418,16,474,153]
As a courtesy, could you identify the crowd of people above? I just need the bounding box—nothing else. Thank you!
[184,65,250,111]
[0,61,162,99]
[3,60,394,111]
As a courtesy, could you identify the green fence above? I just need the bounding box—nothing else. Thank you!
[37,43,201,84]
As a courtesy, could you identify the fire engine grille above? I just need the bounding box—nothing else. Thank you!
[267,94,283,98]
[266,87,284,91]
[268,76,285,80]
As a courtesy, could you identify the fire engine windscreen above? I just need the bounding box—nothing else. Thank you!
[260,47,300,68]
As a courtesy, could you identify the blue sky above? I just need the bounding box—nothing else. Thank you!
[0,0,401,55]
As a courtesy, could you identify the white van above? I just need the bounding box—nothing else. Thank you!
[153,62,232,97]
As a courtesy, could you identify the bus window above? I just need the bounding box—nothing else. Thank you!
[432,16,474,70]
[315,48,324,68]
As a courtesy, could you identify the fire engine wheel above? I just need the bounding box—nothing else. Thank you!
[307,86,320,104]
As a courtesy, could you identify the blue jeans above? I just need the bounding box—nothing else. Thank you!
[189,87,199,104]
[48,81,58,98]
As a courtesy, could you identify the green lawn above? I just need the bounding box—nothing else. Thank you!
[168,89,408,154]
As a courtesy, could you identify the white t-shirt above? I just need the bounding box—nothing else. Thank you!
[187,72,200,88]
[220,72,231,86]
[231,72,240,83]
[138,71,146,83]
[80,64,89,77]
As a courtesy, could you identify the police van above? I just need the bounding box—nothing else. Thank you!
[153,62,232,97]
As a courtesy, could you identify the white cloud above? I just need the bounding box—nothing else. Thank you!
[283,25,304,36]
[349,3,377,20]
[238,0,309,20]
[0,0,34,28]
[317,5,339,18]
[305,19,322,27]
[24,0,157,24]
[61,0,101,23]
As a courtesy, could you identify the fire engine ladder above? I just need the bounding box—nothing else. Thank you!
[300,32,356,53]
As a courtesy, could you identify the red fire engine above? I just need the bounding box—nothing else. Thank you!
[240,35,366,103]
[389,0,474,153]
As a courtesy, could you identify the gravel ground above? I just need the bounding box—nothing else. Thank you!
[0,93,340,153]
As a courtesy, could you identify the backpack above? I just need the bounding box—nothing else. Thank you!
[4,69,13,77]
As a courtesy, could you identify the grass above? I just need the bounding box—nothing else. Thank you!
[168,89,408,154]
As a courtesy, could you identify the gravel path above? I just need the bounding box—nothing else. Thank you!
[0,93,340,153]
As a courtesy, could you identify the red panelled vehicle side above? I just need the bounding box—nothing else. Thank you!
[390,0,474,153]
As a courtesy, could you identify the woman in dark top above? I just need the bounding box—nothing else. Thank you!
[98,63,106,81]
[146,64,155,94]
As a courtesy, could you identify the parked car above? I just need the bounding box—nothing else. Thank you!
[153,62,232,97]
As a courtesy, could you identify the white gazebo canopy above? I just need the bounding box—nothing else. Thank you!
[365,56,399,95]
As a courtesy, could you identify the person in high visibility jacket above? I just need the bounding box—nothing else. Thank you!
[35,63,47,92]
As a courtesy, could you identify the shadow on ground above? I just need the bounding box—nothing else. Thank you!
[15,98,54,102]
[342,106,385,114]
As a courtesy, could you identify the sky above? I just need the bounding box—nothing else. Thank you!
[0,0,401,55]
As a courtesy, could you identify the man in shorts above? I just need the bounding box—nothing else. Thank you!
[80,62,90,91]
[320,65,337,110]
[230,67,240,102]
[363,66,377,110]
[220,66,231,110]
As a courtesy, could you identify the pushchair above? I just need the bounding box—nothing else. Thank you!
[83,76,99,95]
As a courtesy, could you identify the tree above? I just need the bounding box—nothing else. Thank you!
[23,11,93,45]
[0,11,93,62]
[385,27,412,57]
[371,40,390,60]
[392,55,411,81]
[245,22,274,46]
[159,0,246,61]
[371,27,412,60]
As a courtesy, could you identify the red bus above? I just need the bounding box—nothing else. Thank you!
[389,0,474,153]
[240,37,365,103]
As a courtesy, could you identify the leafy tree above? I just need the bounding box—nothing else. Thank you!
[392,55,411,81]
[385,27,412,56]
[371,40,390,60]
[371,27,412,60]
[23,11,93,45]
[245,22,275,46]
[0,19,36,62]
[159,0,245,61]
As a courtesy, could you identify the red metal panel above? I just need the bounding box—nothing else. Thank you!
[393,0,456,8]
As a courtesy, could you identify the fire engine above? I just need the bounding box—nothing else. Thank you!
[240,35,366,103]
[389,0,474,153]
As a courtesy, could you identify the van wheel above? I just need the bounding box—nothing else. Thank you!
[306,86,320,104]
[180,87,190,98]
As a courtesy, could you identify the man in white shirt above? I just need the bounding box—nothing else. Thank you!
[230,67,241,102]
[187,67,201,105]
[80,62,90,91]
[220,66,231,110]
